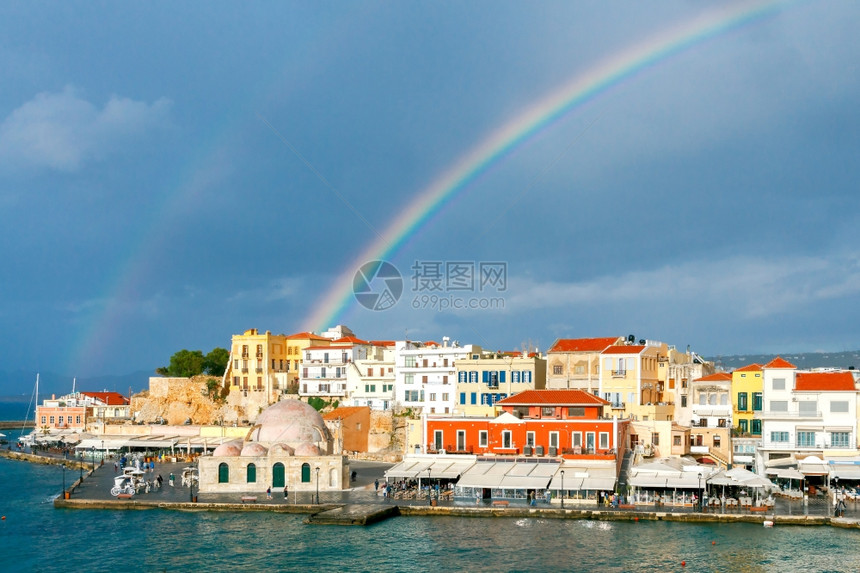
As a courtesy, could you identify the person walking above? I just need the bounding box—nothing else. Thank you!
[284,484,289,500]
[266,486,272,500]
[374,478,379,491]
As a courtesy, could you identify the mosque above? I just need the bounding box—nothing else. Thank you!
[198,399,349,494]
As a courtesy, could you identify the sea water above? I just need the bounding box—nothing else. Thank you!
[2,427,859,572]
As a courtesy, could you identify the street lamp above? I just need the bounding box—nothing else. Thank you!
[91,446,95,472]
[315,466,320,505]
[698,473,703,512]
[62,463,67,498]
[560,470,565,509]
[190,458,196,503]
[101,440,104,466]
[427,468,432,506]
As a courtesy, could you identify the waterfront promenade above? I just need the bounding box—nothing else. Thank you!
[5,449,860,529]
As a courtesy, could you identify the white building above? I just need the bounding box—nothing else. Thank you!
[299,337,372,399]
[346,341,397,411]
[755,357,859,474]
[395,338,480,415]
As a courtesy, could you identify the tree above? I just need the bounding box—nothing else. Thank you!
[157,349,205,378]
[203,347,230,376]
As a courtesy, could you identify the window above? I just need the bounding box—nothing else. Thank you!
[567,407,585,417]
[772,378,785,390]
[458,371,467,383]
[699,393,706,406]
[246,463,256,483]
[460,393,466,405]
[429,393,436,401]
[512,371,520,383]
[720,394,728,406]
[771,432,788,443]
[751,419,761,435]
[797,431,816,447]
[49,416,54,424]
[301,463,311,483]
[41,415,46,424]
[526,432,535,447]
[831,401,849,413]
[58,416,63,425]
[218,463,229,483]
[368,368,374,377]
[76,415,81,424]
[422,375,428,384]
[831,432,851,448]
[502,430,512,449]
[673,435,682,446]
[738,419,748,433]
[651,433,659,446]
[553,365,563,375]
[681,396,687,408]
[572,432,582,448]
[770,401,788,412]
[434,430,443,451]
[442,393,449,402]
[456,430,466,451]
[470,371,478,383]
[598,432,609,449]
[405,374,414,384]
[753,392,762,411]
[550,432,560,449]
[542,407,554,417]
[737,392,748,411]
[713,435,721,448]
[798,401,818,416]
[479,431,488,448]
[708,394,717,406]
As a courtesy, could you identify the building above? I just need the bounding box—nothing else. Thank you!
[323,406,371,453]
[345,341,396,411]
[36,391,129,432]
[454,350,546,416]
[395,338,480,415]
[663,346,714,426]
[545,337,623,391]
[688,372,733,467]
[598,341,673,422]
[299,337,372,400]
[198,399,348,494]
[731,363,763,437]
[755,357,860,475]
[224,329,289,400]
[284,331,331,389]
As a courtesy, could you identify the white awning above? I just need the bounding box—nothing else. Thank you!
[582,476,617,490]
[628,475,670,488]
[457,472,506,489]
[385,460,423,479]
[831,468,860,480]
[499,475,552,489]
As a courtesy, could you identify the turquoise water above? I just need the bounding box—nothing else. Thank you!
[2,433,860,572]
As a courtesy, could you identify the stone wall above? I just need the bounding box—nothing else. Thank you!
[132,376,242,426]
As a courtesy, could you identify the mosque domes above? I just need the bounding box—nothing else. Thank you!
[294,442,322,456]
[240,442,268,457]
[269,443,295,456]
[250,399,332,446]
[213,440,242,457]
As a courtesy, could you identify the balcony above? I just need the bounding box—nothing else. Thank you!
[611,370,627,377]
[755,410,822,420]
[760,441,824,451]
[609,402,625,410]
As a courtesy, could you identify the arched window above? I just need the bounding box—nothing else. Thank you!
[246,463,256,483]
[301,463,311,483]
[272,462,285,488]
[218,462,229,484]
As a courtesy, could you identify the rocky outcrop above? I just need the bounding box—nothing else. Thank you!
[131,376,243,426]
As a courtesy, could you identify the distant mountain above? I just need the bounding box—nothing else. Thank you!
[0,369,155,400]
[707,350,860,372]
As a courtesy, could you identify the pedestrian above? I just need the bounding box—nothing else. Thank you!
[114,461,119,473]
[284,484,289,500]
[169,472,175,487]
[267,486,272,500]
[374,478,379,491]
[150,460,155,472]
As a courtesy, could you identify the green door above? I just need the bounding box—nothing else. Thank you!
[272,463,285,488]
[218,463,229,484]
[246,463,256,483]
[301,463,311,483]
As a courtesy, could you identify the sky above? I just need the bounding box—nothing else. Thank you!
[2,1,860,392]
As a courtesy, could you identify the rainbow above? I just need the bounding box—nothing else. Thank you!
[302,0,793,332]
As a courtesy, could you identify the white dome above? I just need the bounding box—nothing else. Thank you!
[250,399,331,446]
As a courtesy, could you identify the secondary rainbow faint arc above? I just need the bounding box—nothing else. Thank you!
[301,0,792,332]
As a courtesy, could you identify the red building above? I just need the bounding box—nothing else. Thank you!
[426,390,630,471]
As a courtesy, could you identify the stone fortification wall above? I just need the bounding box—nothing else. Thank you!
[131,376,243,426]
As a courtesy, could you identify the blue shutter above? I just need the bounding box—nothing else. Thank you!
[482,371,489,383]
[460,392,466,405]
[499,371,506,383]
[471,392,477,405]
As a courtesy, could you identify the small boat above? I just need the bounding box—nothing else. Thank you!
[763,520,774,527]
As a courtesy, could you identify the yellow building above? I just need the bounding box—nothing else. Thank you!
[599,342,673,421]
[285,331,331,390]
[225,329,289,399]
[454,351,547,416]
[731,363,763,437]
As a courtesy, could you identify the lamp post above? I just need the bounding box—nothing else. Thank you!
[62,463,67,498]
[427,468,432,506]
[91,446,95,472]
[79,451,83,482]
[698,473,703,512]
[190,458,196,503]
[101,440,104,466]
[560,470,565,509]
[315,466,320,505]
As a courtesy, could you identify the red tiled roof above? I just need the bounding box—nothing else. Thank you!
[285,332,330,341]
[370,340,396,347]
[496,389,609,406]
[305,345,350,351]
[602,345,645,355]
[549,337,620,353]
[693,372,733,382]
[764,356,797,369]
[323,406,370,420]
[734,363,763,372]
[332,336,371,345]
[795,372,856,392]
[80,391,129,405]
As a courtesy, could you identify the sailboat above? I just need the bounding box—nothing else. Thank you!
[18,373,39,447]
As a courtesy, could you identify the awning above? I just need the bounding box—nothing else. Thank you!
[430,460,473,479]
[499,475,552,489]
[457,472,505,489]
[628,475,670,488]
[385,460,423,479]
[830,468,860,481]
